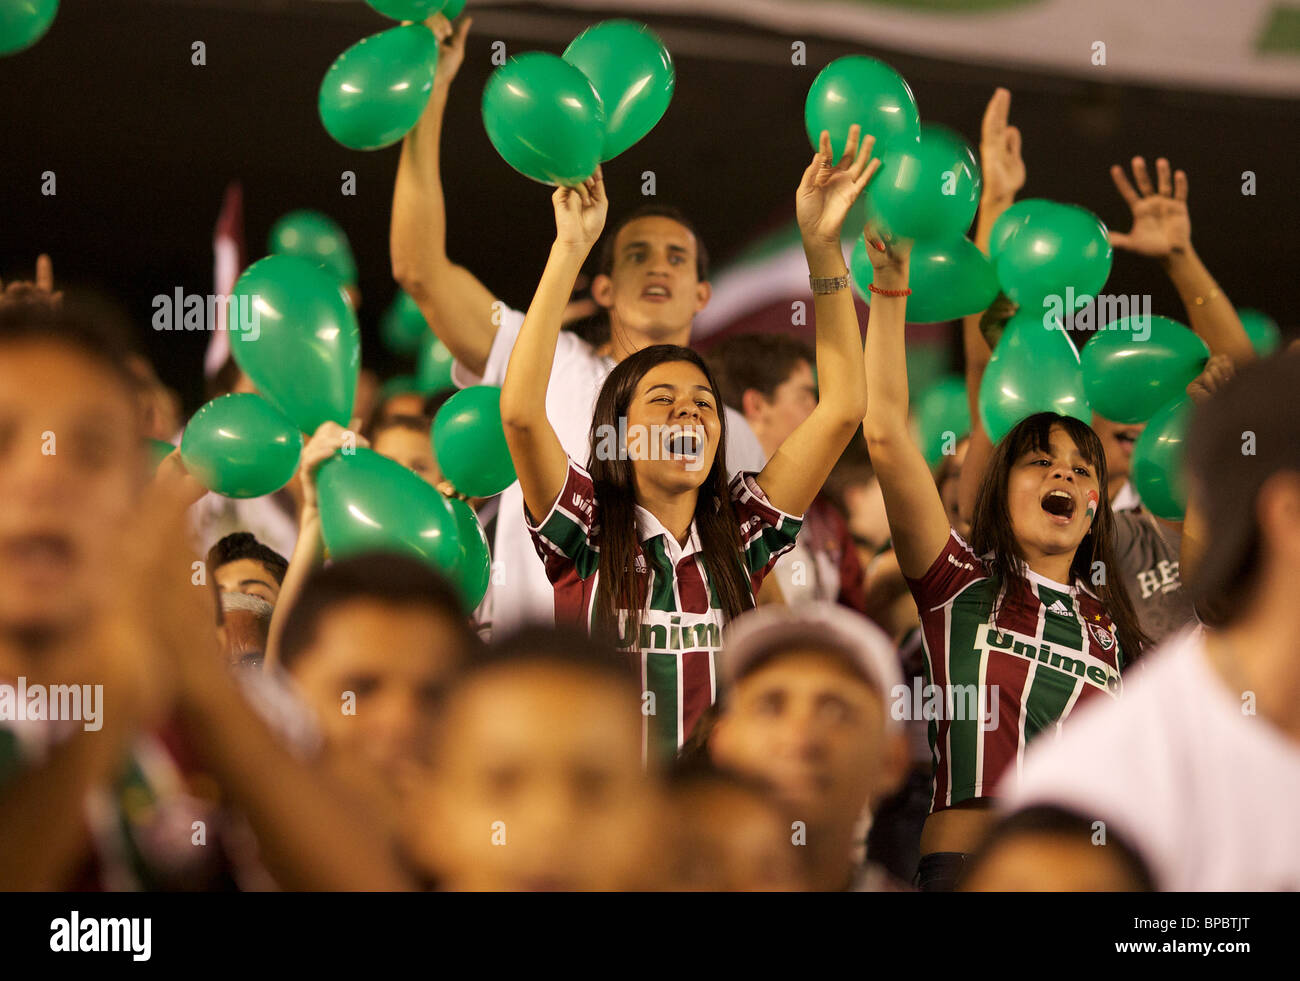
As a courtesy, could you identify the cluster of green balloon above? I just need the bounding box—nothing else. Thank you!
[229,254,361,435]
[851,235,997,324]
[979,310,1091,444]
[864,123,981,243]
[989,199,1112,313]
[416,332,455,394]
[1238,309,1281,355]
[432,386,517,497]
[913,377,971,468]
[268,211,357,287]
[0,0,57,57]
[319,24,438,151]
[804,55,920,238]
[1129,396,1192,521]
[381,290,429,356]
[482,53,604,185]
[316,447,490,608]
[1081,316,1208,424]
[180,394,303,498]
[562,20,675,162]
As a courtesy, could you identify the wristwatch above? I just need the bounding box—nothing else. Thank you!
[809,274,850,295]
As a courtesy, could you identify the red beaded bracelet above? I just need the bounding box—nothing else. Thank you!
[868,284,912,297]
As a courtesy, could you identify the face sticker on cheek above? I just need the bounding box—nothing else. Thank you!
[1085,490,1099,521]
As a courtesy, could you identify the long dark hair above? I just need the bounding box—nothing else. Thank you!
[969,413,1148,665]
[587,345,752,650]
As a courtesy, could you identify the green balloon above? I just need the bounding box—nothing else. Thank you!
[1238,309,1281,356]
[979,310,1091,444]
[229,254,361,435]
[1130,396,1192,521]
[432,386,517,497]
[852,235,998,324]
[319,24,438,151]
[442,0,466,17]
[317,447,463,573]
[0,0,57,56]
[864,123,980,242]
[147,438,175,471]
[416,333,456,393]
[804,55,920,160]
[991,199,1112,312]
[180,394,303,499]
[381,291,429,356]
[364,0,446,19]
[447,497,491,610]
[268,211,357,285]
[914,377,971,468]
[482,52,606,186]
[1081,316,1208,424]
[563,20,674,162]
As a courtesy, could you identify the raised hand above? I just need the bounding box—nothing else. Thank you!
[796,126,879,247]
[0,254,62,308]
[862,227,913,287]
[1109,156,1191,258]
[552,167,608,254]
[980,88,1025,205]
[429,12,472,90]
[299,421,370,513]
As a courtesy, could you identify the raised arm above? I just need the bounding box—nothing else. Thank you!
[264,422,367,668]
[861,233,953,579]
[959,88,1025,526]
[389,14,499,377]
[1108,157,1254,364]
[756,128,874,517]
[500,171,608,521]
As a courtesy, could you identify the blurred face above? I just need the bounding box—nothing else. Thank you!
[712,649,893,830]
[289,600,466,784]
[963,832,1146,891]
[594,216,711,343]
[845,476,890,567]
[426,665,654,891]
[373,426,440,486]
[749,361,817,458]
[0,341,142,636]
[939,439,970,538]
[214,558,280,605]
[1091,413,1144,489]
[665,783,807,891]
[1007,426,1101,563]
[624,360,722,497]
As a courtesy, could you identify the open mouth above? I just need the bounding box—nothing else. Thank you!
[1,533,76,576]
[663,427,703,461]
[641,284,671,302]
[1040,488,1076,523]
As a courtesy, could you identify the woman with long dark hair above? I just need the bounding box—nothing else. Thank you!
[859,236,1148,890]
[501,130,879,760]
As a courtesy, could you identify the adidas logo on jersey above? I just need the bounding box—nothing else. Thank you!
[1046,599,1072,617]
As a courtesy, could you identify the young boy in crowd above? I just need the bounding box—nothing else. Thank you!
[710,603,911,890]
[410,626,658,891]
[207,532,288,606]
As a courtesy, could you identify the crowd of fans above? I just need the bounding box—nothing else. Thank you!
[2,12,1297,893]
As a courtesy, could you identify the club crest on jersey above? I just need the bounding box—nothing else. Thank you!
[974,625,1121,695]
[1089,621,1115,651]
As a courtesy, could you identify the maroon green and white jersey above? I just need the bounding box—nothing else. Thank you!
[527,457,803,760]
[904,531,1127,813]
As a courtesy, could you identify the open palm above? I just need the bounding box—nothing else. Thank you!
[796,126,879,246]
[1109,156,1191,258]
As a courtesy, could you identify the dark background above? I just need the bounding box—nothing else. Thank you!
[2,0,1297,413]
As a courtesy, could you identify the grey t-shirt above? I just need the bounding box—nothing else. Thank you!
[1111,508,1195,645]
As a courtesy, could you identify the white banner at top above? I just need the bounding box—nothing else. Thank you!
[534,0,1300,97]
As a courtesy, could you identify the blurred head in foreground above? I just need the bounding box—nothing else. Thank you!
[278,554,478,787]
[0,298,146,644]
[710,603,908,890]
[418,626,657,891]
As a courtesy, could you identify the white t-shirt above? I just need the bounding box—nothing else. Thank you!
[452,306,767,636]
[1002,628,1300,890]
